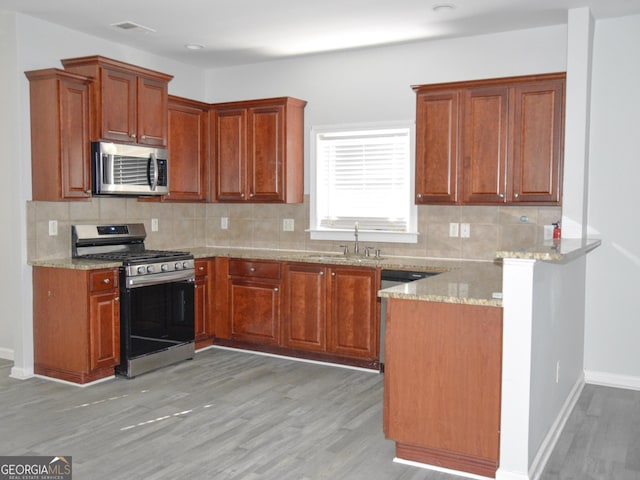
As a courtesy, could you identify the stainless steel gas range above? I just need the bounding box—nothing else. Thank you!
[72,223,195,378]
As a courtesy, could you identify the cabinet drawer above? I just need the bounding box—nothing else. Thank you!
[195,259,210,277]
[89,269,119,292]
[229,259,281,279]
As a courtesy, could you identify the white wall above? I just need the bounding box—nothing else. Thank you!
[205,25,568,192]
[0,12,210,369]
[584,14,640,387]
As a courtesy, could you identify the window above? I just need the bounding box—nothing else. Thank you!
[310,122,417,243]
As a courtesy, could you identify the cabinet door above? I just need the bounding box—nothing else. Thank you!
[510,79,564,204]
[137,75,169,146]
[214,108,247,201]
[229,277,281,345]
[167,97,209,201]
[247,105,285,202]
[415,90,459,204]
[461,86,509,204]
[283,263,327,352]
[100,67,137,143]
[89,289,120,371]
[327,267,378,360]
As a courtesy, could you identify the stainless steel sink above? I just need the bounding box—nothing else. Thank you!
[303,253,383,264]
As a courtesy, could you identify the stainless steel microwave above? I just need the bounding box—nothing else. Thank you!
[92,141,169,196]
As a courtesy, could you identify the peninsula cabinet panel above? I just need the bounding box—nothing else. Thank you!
[211,97,306,203]
[415,90,459,204]
[166,96,210,202]
[33,267,120,384]
[62,55,173,146]
[384,298,502,478]
[194,259,215,348]
[25,68,92,201]
[283,263,328,352]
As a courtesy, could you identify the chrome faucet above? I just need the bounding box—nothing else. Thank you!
[354,221,360,255]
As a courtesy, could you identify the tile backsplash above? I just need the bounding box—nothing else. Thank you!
[27,196,561,261]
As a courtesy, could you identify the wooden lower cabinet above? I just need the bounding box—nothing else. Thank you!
[384,298,503,478]
[283,263,379,366]
[33,266,120,384]
[194,259,215,349]
[215,259,380,368]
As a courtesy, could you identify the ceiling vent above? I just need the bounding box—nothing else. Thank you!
[110,21,156,33]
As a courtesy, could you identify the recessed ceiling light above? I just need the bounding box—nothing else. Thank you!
[185,43,205,50]
[432,3,456,13]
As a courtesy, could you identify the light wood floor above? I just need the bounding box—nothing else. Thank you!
[0,349,637,480]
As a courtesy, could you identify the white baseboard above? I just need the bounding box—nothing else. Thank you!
[528,375,585,480]
[10,365,34,380]
[584,370,640,391]
[0,347,14,361]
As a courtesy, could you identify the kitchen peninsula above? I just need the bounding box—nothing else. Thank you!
[379,238,600,479]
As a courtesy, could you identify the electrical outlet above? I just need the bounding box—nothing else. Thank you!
[449,222,459,237]
[283,218,295,232]
[48,220,58,236]
[151,218,159,232]
[221,217,229,230]
[460,223,471,238]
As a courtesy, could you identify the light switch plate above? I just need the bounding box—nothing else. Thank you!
[449,222,459,237]
[151,218,159,232]
[221,217,229,230]
[460,223,471,238]
[48,220,58,236]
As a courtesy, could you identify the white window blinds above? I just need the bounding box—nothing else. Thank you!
[314,126,412,232]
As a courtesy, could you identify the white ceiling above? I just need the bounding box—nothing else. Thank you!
[3,0,640,68]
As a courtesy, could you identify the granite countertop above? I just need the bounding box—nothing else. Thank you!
[27,238,600,308]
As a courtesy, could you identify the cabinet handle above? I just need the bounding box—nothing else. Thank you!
[103,278,111,284]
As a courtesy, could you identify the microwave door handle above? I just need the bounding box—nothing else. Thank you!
[105,154,114,185]
[149,153,159,191]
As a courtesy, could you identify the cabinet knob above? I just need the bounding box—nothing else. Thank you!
[130,133,136,139]
[274,287,279,292]
[240,193,245,198]
[331,272,336,277]
[249,193,255,198]
[103,278,111,284]
[198,266,205,271]
[417,193,422,198]
[499,193,505,198]
[514,193,519,198]
[141,135,146,140]
[115,297,120,302]
[250,267,256,272]
[319,271,324,276]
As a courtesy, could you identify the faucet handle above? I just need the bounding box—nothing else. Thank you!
[364,246,373,257]
[339,244,349,255]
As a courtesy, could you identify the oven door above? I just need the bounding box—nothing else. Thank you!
[118,277,195,377]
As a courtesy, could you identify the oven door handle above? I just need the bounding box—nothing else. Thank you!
[126,270,195,289]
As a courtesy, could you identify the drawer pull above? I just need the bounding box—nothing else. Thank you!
[198,266,205,271]
[250,267,256,272]
[103,278,111,284]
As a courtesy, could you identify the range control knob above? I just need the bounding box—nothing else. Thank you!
[183,261,190,269]
[175,262,182,270]
[137,266,146,274]
[146,265,155,274]
[161,264,169,272]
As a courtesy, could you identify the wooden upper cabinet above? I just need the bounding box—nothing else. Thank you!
[25,68,92,201]
[166,95,210,201]
[461,85,509,204]
[415,90,459,204]
[413,73,565,206]
[211,97,306,203]
[62,55,173,147]
[510,79,564,203]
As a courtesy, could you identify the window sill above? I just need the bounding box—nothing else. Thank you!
[308,229,418,244]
